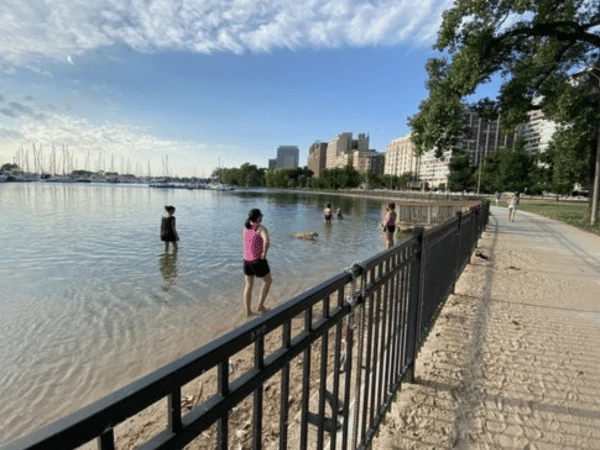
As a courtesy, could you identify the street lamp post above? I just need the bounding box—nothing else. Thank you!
[585,66,600,226]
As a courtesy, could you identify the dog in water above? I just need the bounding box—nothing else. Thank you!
[293,231,319,240]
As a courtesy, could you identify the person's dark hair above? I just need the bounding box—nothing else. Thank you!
[326,203,331,208]
[388,202,396,210]
[165,205,175,213]
[245,208,263,229]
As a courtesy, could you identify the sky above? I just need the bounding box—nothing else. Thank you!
[0,0,458,178]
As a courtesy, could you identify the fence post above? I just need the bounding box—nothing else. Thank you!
[452,211,462,294]
[406,226,424,384]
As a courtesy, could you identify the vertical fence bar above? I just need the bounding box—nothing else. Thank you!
[341,299,355,450]
[452,211,463,294]
[252,336,264,450]
[360,273,376,443]
[384,255,396,397]
[316,321,329,450]
[98,428,115,450]
[168,388,182,435]
[329,286,345,450]
[279,321,291,450]
[217,360,229,450]
[300,308,312,450]
[397,249,408,380]
[406,227,424,383]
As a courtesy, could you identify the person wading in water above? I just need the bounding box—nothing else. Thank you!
[160,205,179,253]
[381,202,397,249]
[242,208,272,317]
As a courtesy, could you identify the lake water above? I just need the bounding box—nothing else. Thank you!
[0,183,407,444]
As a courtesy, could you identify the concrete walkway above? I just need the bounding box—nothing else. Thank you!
[372,207,600,449]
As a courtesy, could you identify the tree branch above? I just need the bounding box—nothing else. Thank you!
[498,21,600,48]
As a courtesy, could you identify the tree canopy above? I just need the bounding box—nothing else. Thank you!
[409,0,600,217]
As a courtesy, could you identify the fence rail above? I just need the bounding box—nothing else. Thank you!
[5,201,490,450]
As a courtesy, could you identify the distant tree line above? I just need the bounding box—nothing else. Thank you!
[446,138,586,196]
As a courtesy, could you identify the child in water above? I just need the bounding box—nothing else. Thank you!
[337,207,344,219]
[323,204,332,223]
[160,205,179,252]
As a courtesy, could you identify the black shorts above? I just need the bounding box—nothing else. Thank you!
[384,226,396,233]
[243,259,271,278]
[324,215,332,221]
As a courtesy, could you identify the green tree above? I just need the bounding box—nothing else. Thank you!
[479,141,541,193]
[409,0,600,222]
[448,151,476,192]
[1,163,19,172]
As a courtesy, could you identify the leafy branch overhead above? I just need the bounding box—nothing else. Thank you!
[409,0,600,162]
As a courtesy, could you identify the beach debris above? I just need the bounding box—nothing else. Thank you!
[191,381,204,408]
[475,251,489,260]
[512,319,520,326]
[508,265,521,270]
[578,370,584,376]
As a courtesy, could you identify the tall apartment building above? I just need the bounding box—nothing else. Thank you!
[326,132,370,169]
[273,146,299,169]
[352,150,385,176]
[384,134,420,177]
[414,110,517,188]
[307,142,328,177]
[518,109,558,154]
[459,111,517,167]
[418,149,453,188]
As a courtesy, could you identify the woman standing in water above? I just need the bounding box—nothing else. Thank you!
[381,202,397,249]
[160,205,179,252]
[242,208,272,317]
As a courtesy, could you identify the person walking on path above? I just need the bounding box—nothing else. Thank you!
[160,205,179,252]
[495,191,501,207]
[242,208,272,317]
[381,202,397,249]
[507,192,520,222]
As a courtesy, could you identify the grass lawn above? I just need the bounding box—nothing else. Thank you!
[513,199,600,235]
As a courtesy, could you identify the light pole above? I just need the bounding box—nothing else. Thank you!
[585,66,600,225]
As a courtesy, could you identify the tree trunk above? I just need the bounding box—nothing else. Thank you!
[590,124,600,225]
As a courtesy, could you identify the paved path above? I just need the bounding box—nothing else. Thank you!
[373,207,600,449]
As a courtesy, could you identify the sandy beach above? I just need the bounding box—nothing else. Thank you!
[373,207,600,449]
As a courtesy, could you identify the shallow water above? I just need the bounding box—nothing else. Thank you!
[0,183,406,443]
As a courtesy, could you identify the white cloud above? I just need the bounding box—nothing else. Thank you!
[0,0,453,70]
[0,113,244,177]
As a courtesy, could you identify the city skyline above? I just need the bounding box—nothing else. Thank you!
[0,0,496,178]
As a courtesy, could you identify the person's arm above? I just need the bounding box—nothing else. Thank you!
[259,226,270,259]
[172,217,179,241]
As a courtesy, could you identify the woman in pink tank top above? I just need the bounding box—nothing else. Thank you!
[242,208,272,317]
[381,202,397,249]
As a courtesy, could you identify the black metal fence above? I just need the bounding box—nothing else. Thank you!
[5,201,490,450]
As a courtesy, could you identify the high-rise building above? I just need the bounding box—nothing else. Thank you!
[307,142,328,177]
[459,110,517,167]
[352,150,385,176]
[268,159,278,169]
[517,109,558,154]
[326,132,370,169]
[384,134,420,177]
[276,146,300,169]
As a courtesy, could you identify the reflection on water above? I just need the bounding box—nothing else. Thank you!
[160,252,178,290]
[0,183,410,443]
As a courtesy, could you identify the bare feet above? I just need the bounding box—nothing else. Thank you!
[257,306,270,314]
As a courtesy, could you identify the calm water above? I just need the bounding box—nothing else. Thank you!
[0,183,402,443]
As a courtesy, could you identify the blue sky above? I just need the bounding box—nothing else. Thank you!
[0,0,456,177]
